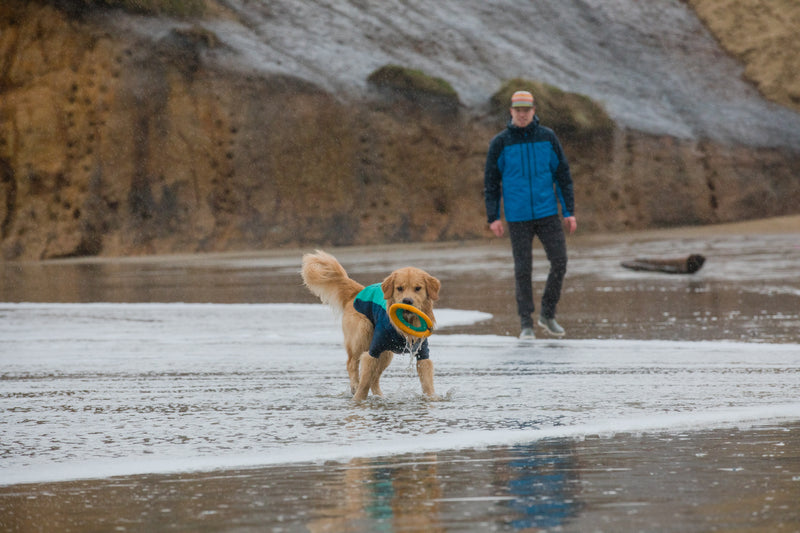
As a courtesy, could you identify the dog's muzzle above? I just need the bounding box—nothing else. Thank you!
[400,299,419,325]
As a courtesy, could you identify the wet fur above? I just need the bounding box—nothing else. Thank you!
[301,250,440,401]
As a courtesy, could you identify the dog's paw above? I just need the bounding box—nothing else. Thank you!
[425,389,455,402]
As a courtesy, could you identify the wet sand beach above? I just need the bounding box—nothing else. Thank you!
[1,216,799,532]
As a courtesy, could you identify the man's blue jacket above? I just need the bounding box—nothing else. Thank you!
[484,116,575,224]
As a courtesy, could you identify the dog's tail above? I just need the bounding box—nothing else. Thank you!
[301,250,363,313]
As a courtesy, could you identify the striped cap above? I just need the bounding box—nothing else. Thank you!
[510,90,534,108]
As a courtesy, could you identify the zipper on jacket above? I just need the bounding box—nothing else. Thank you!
[528,135,537,219]
[517,141,531,220]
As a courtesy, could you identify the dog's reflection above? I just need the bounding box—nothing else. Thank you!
[306,453,444,533]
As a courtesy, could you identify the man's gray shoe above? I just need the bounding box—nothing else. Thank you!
[537,317,565,337]
[519,327,536,339]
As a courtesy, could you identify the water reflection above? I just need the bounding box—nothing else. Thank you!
[4,233,799,345]
[1,260,306,304]
[0,442,583,532]
[3,245,799,343]
[308,454,445,532]
[5,424,798,532]
[501,442,581,530]
[302,441,582,531]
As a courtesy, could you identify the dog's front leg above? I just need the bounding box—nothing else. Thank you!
[353,352,380,401]
[416,359,438,399]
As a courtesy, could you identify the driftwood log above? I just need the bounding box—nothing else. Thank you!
[621,254,706,274]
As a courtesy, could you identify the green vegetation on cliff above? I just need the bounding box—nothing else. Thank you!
[490,79,615,140]
[367,65,460,108]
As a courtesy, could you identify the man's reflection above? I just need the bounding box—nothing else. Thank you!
[498,440,582,530]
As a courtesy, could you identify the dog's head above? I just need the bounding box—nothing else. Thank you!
[381,267,440,330]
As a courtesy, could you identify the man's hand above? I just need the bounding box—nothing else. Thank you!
[563,216,577,235]
[489,219,504,237]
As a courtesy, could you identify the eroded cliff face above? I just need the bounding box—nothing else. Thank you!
[1,2,798,260]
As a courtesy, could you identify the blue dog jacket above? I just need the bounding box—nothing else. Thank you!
[352,284,430,360]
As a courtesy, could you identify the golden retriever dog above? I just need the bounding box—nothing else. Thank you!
[301,250,441,401]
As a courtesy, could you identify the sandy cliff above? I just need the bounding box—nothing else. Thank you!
[688,0,800,113]
[1,0,799,259]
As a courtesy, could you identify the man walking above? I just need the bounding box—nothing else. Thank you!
[484,90,577,339]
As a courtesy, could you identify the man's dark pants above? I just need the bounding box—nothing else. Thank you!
[508,215,568,328]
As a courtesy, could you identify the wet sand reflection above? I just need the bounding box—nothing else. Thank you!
[2,424,798,531]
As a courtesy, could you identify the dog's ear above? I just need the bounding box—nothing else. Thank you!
[425,274,441,301]
[381,273,396,301]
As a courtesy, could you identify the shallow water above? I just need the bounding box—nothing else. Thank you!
[1,232,799,531]
[4,232,799,343]
[3,301,798,485]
